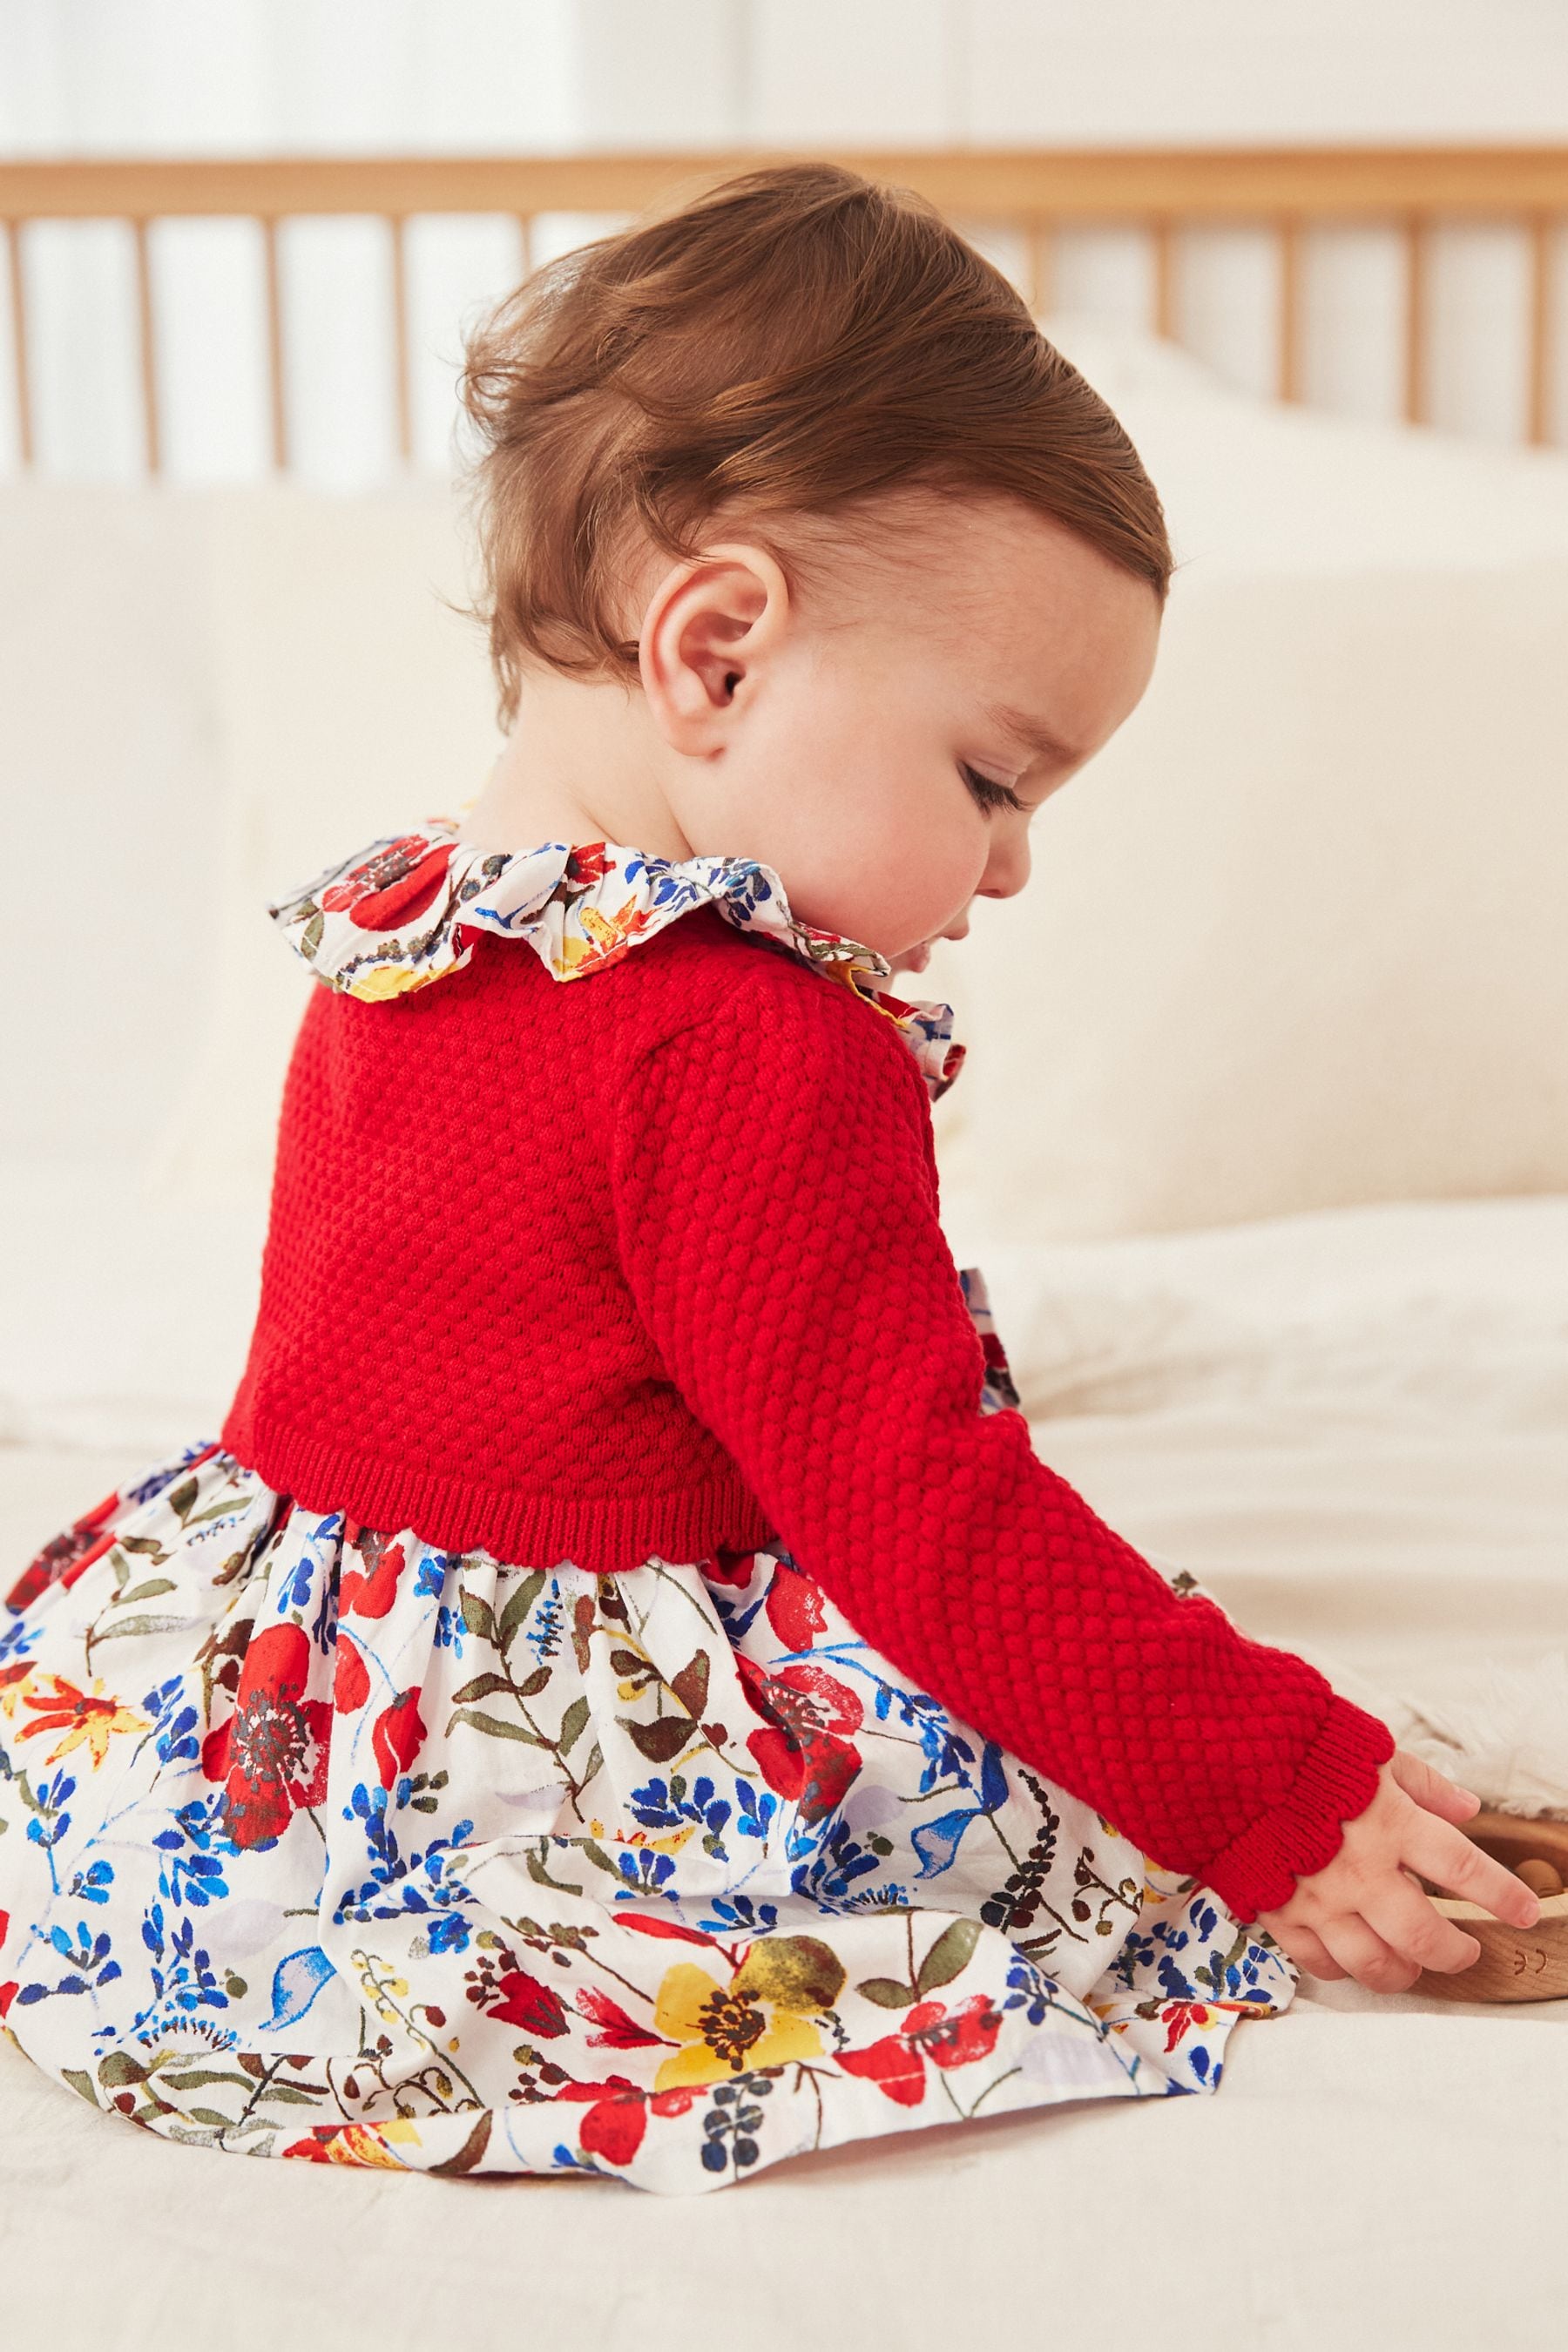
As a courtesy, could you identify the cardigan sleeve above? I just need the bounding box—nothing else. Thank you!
[610,965,1396,1923]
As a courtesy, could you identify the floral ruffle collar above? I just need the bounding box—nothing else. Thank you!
[268,808,967,1104]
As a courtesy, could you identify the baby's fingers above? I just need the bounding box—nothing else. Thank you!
[1315,1914,1423,1995]
[1279,1919,1344,1976]
[1360,1871,1483,1980]
[1410,1815,1542,1930]
[1388,1747,1482,1826]
[1262,1920,1347,1983]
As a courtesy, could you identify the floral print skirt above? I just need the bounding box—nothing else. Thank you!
[0,1272,1295,2194]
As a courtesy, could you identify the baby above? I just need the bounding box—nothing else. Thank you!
[0,161,1537,2194]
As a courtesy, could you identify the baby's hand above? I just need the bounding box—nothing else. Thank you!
[1254,1747,1543,1994]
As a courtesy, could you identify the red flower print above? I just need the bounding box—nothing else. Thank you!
[338,1536,407,1622]
[320,837,453,932]
[762,1557,828,1651]
[553,2076,700,2168]
[703,1546,761,1590]
[617,1913,720,1949]
[483,1967,570,2037]
[573,1984,666,2051]
[370,1689,428,1790]
[563,843,612,889]
[334,1639,370,1714]
[737,1657,864,1824]
[4,1504,120,1611]
[278,2123,412,2169]
[836,1993,1004,2108]
[835,2028,926,2105]
[8,1443,228,1610]
[1161,1999,1215,2053]
[204,1622,332,1849]
[0,1983,16,2023]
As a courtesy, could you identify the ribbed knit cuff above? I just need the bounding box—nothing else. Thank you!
[1196,1693,1398,1925]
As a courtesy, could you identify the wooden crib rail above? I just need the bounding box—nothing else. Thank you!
[3,145,1567,477]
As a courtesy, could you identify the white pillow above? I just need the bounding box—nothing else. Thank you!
[0,476,500,1179]
[0,483,222,1159]
[1043,314,1568,578]
[928,558,1568,1240]
[144,479,504,1202]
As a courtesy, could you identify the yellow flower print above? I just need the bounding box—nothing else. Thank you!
[0,1663,32,1723]
[555,900,661,976]
[578,905,629,953]
[325,2123,416,2166]
[618,1821,698,1862]
[651,1934,846,2092]
[344,963,446,1004]
[15,1673,151,1769]
[282,2119,422,2168]
[649,1825,695,1859]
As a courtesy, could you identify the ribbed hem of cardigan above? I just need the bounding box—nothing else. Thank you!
[1193,1692,1399,1925]
[218,1409,778,1575]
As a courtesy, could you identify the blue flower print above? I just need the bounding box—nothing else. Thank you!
[139,1674,202,1769]
[909,1741,1009,1880]
[629,1772,733,1860]
[332,1779,476,1932]
[612,1848,677,1900]
[15,1917,121,2006]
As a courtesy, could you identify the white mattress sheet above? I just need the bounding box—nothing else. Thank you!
[2,1173,1565,2348]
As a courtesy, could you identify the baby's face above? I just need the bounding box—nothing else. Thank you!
[664,490,1161,972]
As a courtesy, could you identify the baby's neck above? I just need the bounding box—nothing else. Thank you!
[458,666,693,862]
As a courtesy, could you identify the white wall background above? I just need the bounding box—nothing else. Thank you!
[4,0,1568,483]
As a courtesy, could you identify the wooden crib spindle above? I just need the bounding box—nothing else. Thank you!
[260,213,288,475]
[3,216,32,471]
[1527,212,1555,447]
[1402,212,1429,427]
[389,211,413,469]
[132,214,161,479]
[1277,215,1304,403]
[1151,214,1178,341]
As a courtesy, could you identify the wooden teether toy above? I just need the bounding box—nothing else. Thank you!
[1414,1812,1568,2003]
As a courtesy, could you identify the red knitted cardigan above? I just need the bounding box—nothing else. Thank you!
[222,828,1395,1925]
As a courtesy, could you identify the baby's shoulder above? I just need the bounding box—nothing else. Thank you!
[629,913,926,1100]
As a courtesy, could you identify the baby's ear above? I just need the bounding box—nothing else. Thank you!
[639,543,790,754]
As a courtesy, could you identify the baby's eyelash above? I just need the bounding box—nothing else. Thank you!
[960,763,1026,814]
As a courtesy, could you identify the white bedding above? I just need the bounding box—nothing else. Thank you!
[2,1173,1565,2348]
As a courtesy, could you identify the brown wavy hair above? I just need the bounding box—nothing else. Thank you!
[453,160,1171,731]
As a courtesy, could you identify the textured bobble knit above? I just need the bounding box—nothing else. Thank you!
[223,896,1395,1924]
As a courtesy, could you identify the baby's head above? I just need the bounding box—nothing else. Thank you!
[455,163,1168,972]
